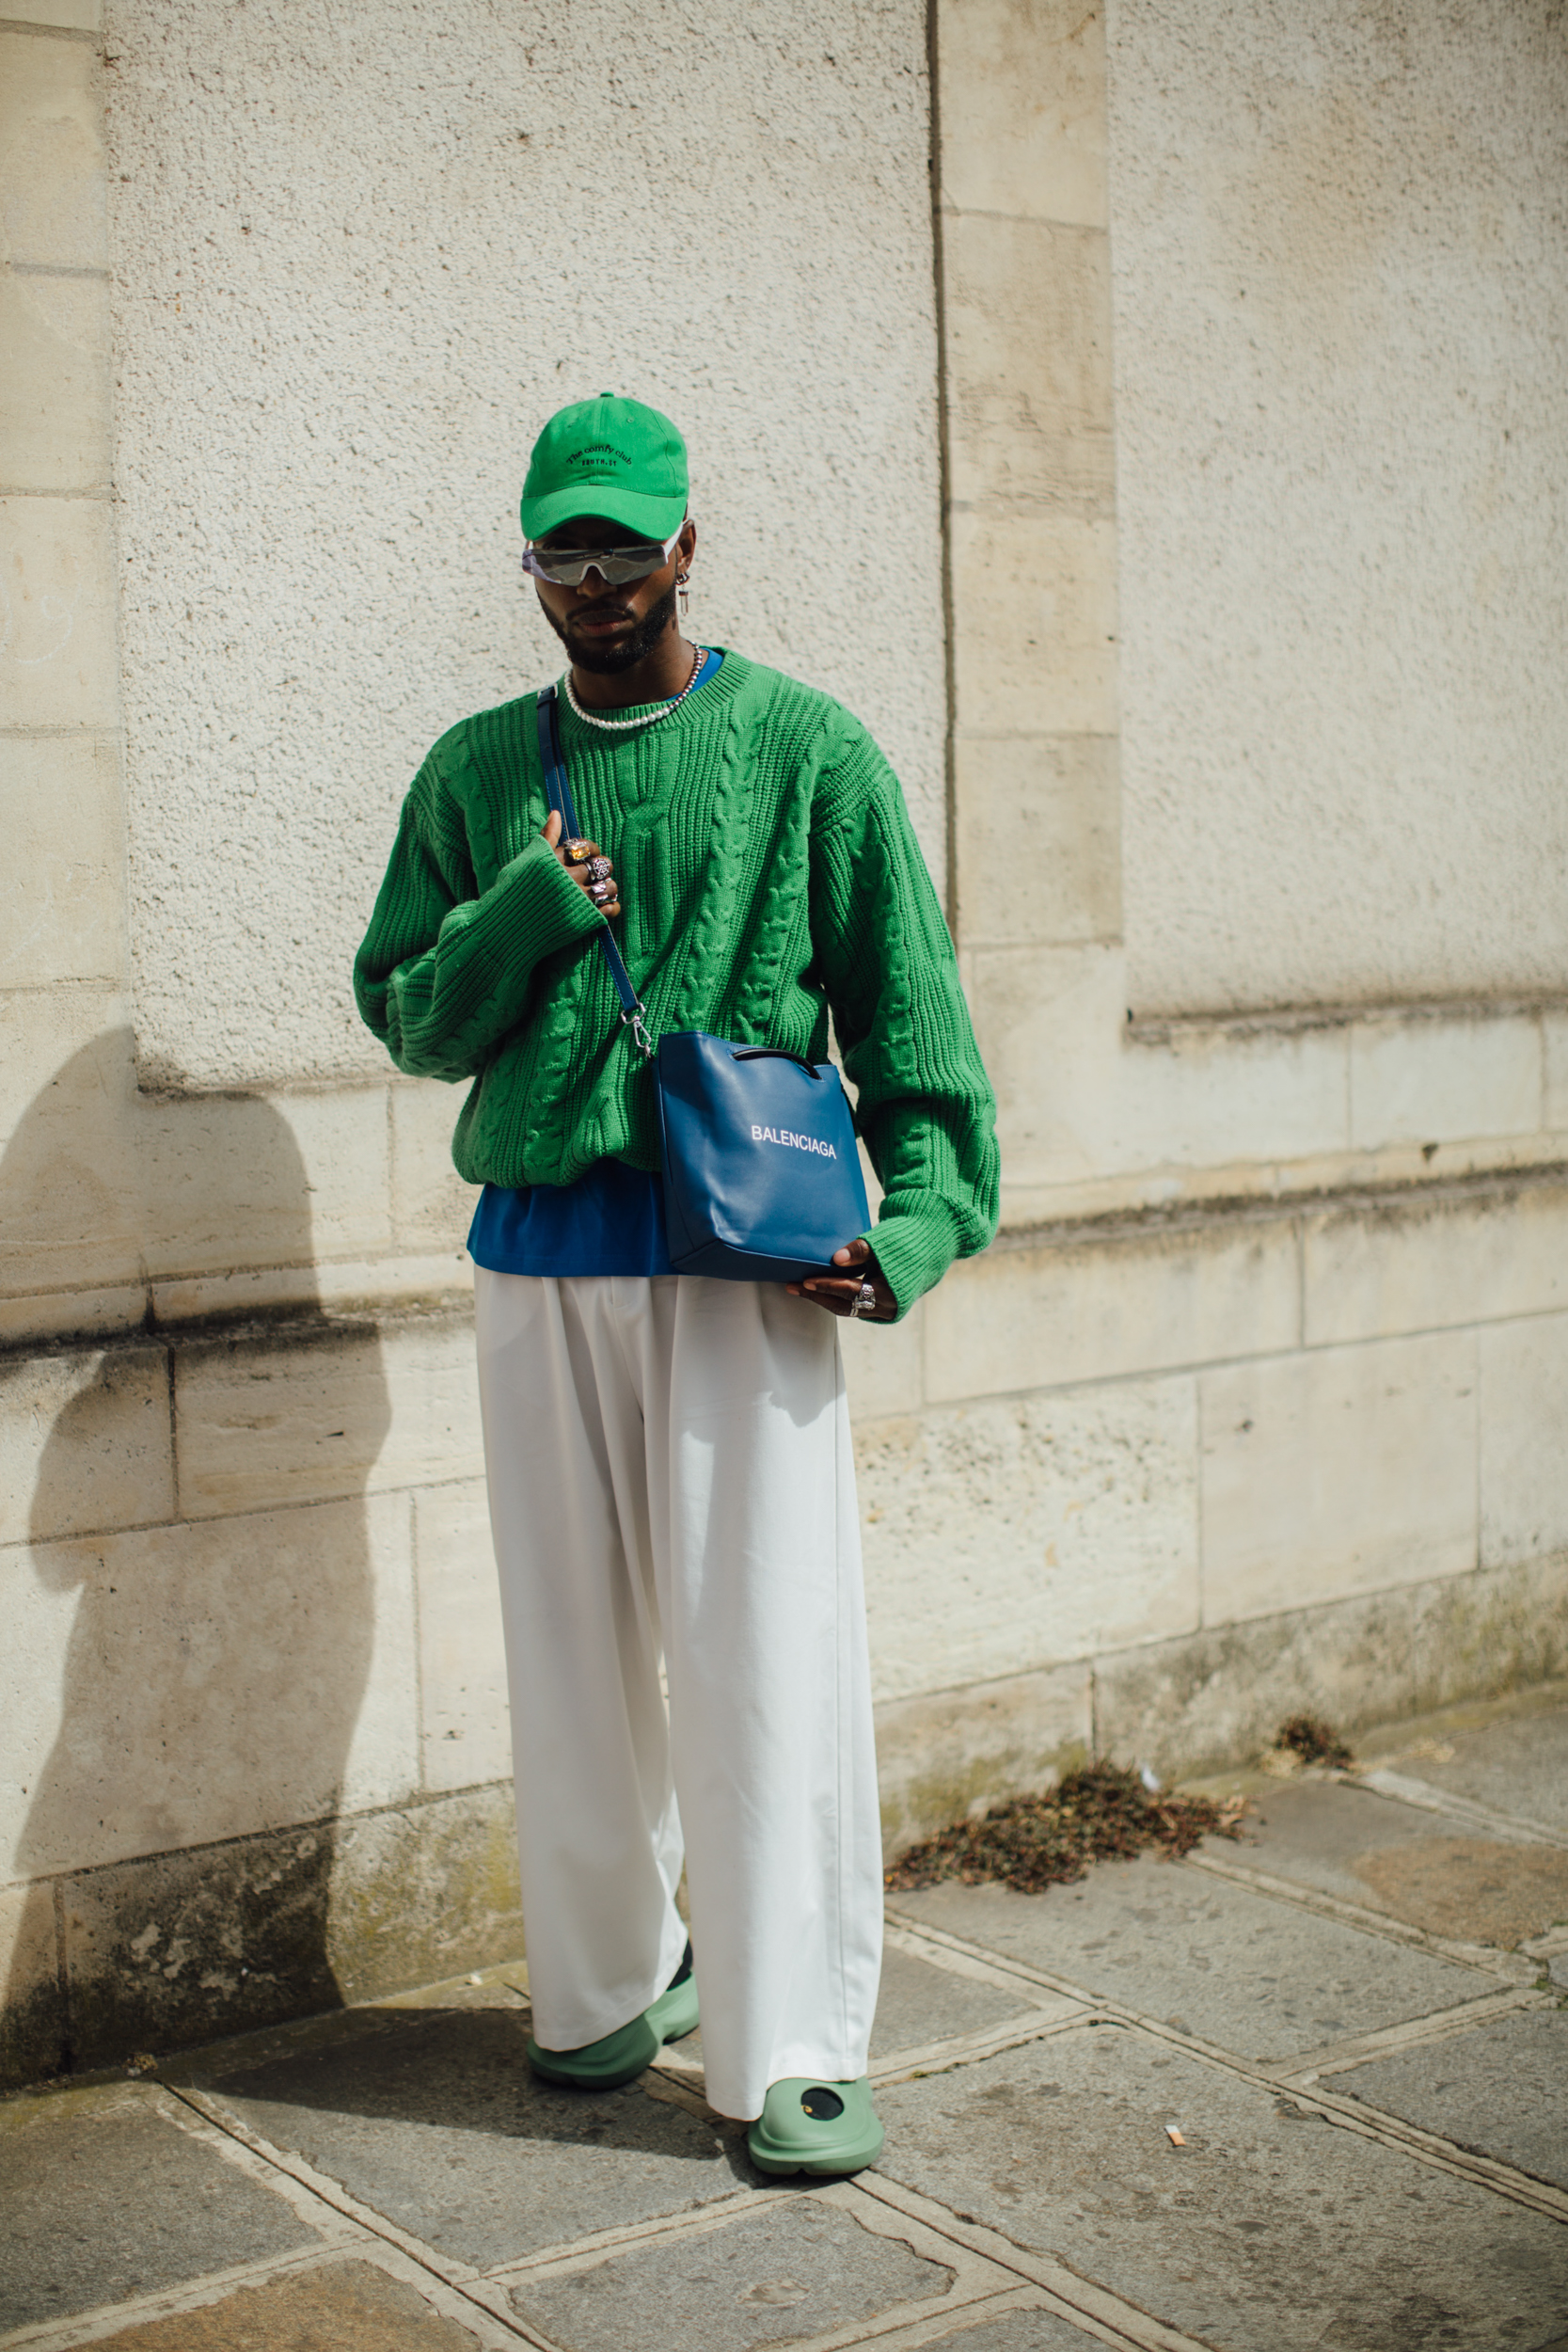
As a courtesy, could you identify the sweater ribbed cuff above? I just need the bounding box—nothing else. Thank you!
[863,1196,967,1322]
[500,835,611,956]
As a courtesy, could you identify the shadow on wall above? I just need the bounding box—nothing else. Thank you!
[1,1033,388,2083]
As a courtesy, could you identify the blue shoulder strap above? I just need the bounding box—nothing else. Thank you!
[535,683,655,1060]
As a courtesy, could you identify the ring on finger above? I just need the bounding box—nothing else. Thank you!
[849,1279,878,1319]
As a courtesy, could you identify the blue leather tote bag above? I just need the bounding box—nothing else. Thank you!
[656,1029,868,1283]
[536,686,871,1283]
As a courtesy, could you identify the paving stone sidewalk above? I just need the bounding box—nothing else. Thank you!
[5,1689,1567,2352]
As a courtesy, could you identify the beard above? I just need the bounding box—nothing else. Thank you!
[545,583,679,675]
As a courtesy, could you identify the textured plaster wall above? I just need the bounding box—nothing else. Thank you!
[105,0,945,1090]
[1108,0,1568,1015]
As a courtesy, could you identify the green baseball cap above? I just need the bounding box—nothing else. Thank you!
[520,391,689,541]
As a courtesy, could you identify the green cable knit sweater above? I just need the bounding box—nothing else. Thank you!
[354,650,998,1316]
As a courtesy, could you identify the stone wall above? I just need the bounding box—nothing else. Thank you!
[863,1168,1568,1850]
[871,0,1568,1856]
[0,0,950,2086]
[3,0,1565,2088]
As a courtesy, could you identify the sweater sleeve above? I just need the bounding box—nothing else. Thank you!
[809,730,1000,1318]
[354,739,607,1082]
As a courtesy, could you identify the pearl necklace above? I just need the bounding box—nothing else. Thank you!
[562,643,706,732]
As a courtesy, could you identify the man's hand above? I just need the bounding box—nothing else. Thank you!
[544,808,622,917]
[788,1235,897,1322]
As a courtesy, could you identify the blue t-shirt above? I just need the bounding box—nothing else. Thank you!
[467,650,721,1280]
[467,1154,672,1278]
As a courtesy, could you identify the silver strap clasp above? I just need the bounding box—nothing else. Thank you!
[623,1006,656,1062]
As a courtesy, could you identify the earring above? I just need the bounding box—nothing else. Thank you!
[676,569,690,623]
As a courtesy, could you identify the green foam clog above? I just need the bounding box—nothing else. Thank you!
[747,2075,884,2176]
[527,1949,699,2091]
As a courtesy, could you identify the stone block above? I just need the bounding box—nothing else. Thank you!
[875,2026,1568,2349]
[339,1488,420,1816]
[10,5,102,28]
[944,213,1114,515]
[1544,1010,1568,1134]
[54,2264,498,2352]
[377,1313,485,1490]
[898,1859,1493,2062]
[0,2091,315,2318]
[0,733,122,987]
[1304,1174,1568,1346]
[0,28,105,270]
[967,945,1350,1197]
[0,1286,147,1352]
[954,734,1119,948]
[1336,2010,1568,2193]
[390,1076,479,1253]
[966,941,1125,1192]
[841,1293,926,1420]
[1404,1554,1568,1717]
[216,1997,750,2277]
[151,1254,472,1329]
[1093,1555,1568,1782]
[0,1005,145,1303]
[0,1021,397,1311]
[916,2312,1128,2352]
[61,1822,343,2068]
[1349,1010,1543,1152]
[872,1940,1047,2055]
[511,2201,953,2352]
[1480,1311,1568,1569]
[0,494,119,729]
[414,1479,511,1793]
[1199,1332,1479,1625]
[936,0,1107,228]
[139,1082,392,1281]
[0,1343,171,1548]
[2,1533,74,1880]
[0,267,110,493]
[876,1660,1092,1858]
[276,1085,397,1266]
[175,1321,392,1519]
[1115,1014,1352,1174]
[859,1375,1199,1703]
[325,1782,523,2006]
[5,1491,416,1879]
[1358,1836,1568,1956]
[950,512,1118,738]
[1224,1773,1559,1944]
[25,1785,522,2080]
[1384,1685,1568,1836]
[0,1880,65,2089]
[1093,1596,1417,1783]
[175,1311,482,1519]
[925,1211,1299,1405]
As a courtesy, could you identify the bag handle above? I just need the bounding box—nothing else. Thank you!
[731,1047,822,1079]
[535,683,655,1062]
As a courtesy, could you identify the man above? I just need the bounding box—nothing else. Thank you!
[356,392,997,2175]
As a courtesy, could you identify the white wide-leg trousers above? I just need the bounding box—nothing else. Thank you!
[473,1269,883,2122]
